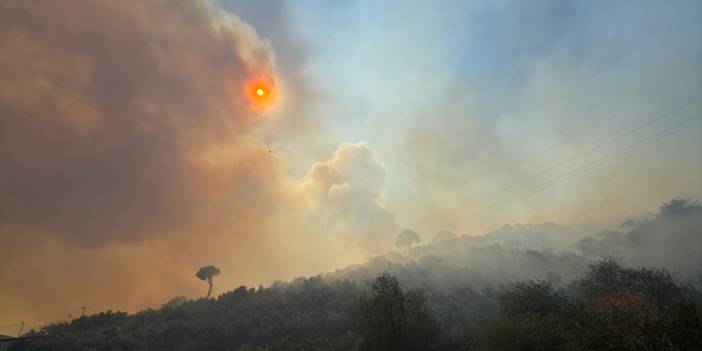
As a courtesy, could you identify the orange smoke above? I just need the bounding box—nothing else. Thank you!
[245,76,279,112]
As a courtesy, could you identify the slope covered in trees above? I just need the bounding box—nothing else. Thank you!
[13,199,702,350]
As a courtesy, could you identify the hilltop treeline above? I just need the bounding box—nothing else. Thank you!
[14,260,702,350]
[13,199,702,350]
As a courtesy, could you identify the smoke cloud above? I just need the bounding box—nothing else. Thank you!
[304,142,397,251]
[0,0,289,325]
[3,0,699,333]
[0,0,280,246]
[0,0,402,327]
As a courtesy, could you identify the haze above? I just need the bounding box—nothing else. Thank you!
[1,0,700,333]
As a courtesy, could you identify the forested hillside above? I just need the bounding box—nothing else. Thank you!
[13,199,702,350]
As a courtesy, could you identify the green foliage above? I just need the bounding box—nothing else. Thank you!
[11,205,702,351]
[357,273,437,351]
[15,278,361,351]
[660,303,702,350]
[473,260,702,351]
[575,258,688,308]
[497,280,572,317]
[474,314,568,351]
[14,260,702,351]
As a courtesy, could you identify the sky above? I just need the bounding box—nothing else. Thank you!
[1,0,701,328]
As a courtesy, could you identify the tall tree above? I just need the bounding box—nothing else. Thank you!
[196,265,220,299]
[358,273,437,351]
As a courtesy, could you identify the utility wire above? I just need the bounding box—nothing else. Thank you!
[484,114,701,210]
[475,98,702,206]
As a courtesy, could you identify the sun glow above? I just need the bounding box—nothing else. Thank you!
[245,77,278,113]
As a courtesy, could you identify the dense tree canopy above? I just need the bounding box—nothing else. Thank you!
[12,199,702,350]
[13,259,701,351]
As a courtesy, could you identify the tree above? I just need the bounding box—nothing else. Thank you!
[474,314,568,351]
[196,265,220,299]
[497,280,572,317]
[405,289,438,349]
[575,259,686,308]
[357,273,436,351]
[396,230,420,249]
[659,197,699,217]
[160,296,188,310]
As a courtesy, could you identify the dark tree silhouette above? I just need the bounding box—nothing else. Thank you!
[357,273,437,351]
[575,259,687,308]
[196,265,220,299]
[497,280,572,317]
[12,199,702,351]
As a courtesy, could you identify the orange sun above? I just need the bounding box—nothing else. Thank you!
[245,77,278,112]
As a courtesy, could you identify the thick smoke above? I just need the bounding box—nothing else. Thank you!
[2,0,699,332]
[0,0,279,246]
[328,199,702,293]
[303,142,397,251]
[0,0,293,326]
[0,1,402,326]
[575,199,702,277]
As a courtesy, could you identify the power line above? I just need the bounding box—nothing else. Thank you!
[475,98,702,207]
[484,113,701,210]
[487,114,700,209]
